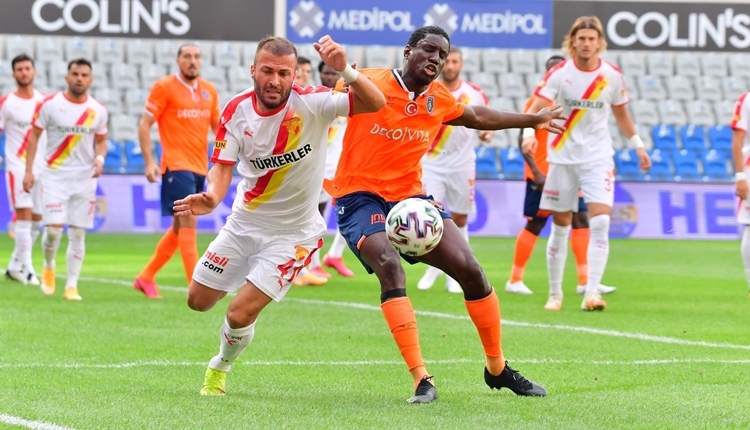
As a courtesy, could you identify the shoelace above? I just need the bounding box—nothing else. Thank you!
[414,375,435,396]
[504,365,533,390]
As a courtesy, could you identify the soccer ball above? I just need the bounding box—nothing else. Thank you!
[385,198,444,257]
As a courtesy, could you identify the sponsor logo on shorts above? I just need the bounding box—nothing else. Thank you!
[543,189,559,201]
[45,202,63,213]
[371,213,386,224]
[203,250,229,274]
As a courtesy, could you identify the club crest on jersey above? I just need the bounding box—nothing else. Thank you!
[405,102,418,116]
[426,96,434,114]
[202,90,210,100]
[282,116,302,135]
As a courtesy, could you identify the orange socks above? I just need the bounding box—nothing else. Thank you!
[465,289,505,375]
[178,228,199,284]
[139,229,179,282]
[510,228,538,283]
[571,228,589,286]
[381,297,427,385]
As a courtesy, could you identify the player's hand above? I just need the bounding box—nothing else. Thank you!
[22,171,34,193]
[533,104,567,134]
[92,158,104,178]
[636,147,652,170]
[478,130,494,143]
[173,192,219,216]
[521,136,538,156]
[533,172,546,189]
[314,35,348,72]
[737,179,749,200]
[145,162,160,183]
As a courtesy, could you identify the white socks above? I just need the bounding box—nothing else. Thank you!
[31,220,43,244]
[66,227,86,289]
[741,227,750,291]
[309,249,322,269]
[43,226,63,270]
[327,231,348,259]
[547,223,571,296]
[12,220,33,274]
[585,215,611,295]
[209,318,256,372]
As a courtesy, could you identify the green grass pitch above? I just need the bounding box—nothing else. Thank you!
[1,234,749,429]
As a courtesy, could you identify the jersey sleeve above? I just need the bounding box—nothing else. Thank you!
[145,80,169,120]
[534,67,563,102]
[318,91,353,122]
[731,93,750,131]
[95,106,109,136]
[0,99,6,131]
[439,86,465,123]
[32,100,47,130]
[611,72,629,107]
[211,116,240,165]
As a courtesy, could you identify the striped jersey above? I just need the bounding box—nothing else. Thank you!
[422,80,488,172]
[32,92,108,179]
[534,59,628,164]
[211,85,352,231]
[0,90,47,174]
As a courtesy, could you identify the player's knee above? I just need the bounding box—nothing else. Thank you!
[226,306,259,328]
[186,292,213,312]
[68,227,86,247]
[373,248,405,290]
[525,220,545,236]
[589,214,610,236]
[44,226,63,245]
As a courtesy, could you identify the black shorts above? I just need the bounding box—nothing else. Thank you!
[335,192,451,274]
[161,169,206,216]
[523,179,586,221]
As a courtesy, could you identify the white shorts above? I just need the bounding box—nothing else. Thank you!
[42,176,97,228]
[422,169,476,215]
[318,187,331,205]
[540,158,615,213]
[5,170,43,213]
[193,219,326,302]
[738,170,750,224]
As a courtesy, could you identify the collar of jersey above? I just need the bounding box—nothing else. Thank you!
[392,68,429,101]
[175,73,198,92]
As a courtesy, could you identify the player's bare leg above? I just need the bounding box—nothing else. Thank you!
[414,219,547,396]
[418,213,468,293]
[358,232,436,403]
[581,203,611,311]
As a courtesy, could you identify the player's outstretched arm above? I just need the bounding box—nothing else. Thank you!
[22,126,43,193]
[445,104,566,134]
[612,104,651,170]
[138,114,160,183]
[314,35,385,115]
[92,134,107,178]
[733,128,748,199]
[173,162,233,216]
[518,131,546,188]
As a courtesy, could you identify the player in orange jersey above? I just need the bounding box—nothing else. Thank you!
[506,55,617,299]
[325,26,564,403]
[133,44,220,299]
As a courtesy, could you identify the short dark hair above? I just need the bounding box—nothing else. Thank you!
[407,26,450,48]
[318,61,329,73]
[546,55,566,70]
[177,44,200,57]
[297,56,311,66]
[11,54,34,71]
[255,36,298,62]
[68,58,92,71]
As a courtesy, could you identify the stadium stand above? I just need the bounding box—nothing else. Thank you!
[0,34,744,182]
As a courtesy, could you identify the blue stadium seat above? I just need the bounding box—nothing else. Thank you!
[499,147,524,180]
[104,140,124,174]
[708,125,732,153]
[646,149,674,182]
[680,125,706,152]
[701,149,732,181]
[652,124,678,152]
[673,149,702,181]
[475,147,500,179]
[124,140,145,174]
[614,149,645,181]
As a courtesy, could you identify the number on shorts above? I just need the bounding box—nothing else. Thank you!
[89,200,97,216]
[604,178,612,192]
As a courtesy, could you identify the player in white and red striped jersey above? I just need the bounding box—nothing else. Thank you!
[523,16,651,312]
[417,46,492,294]
[731,92,750,296]
[0,54,47,285]
[171,35,385,396]
[23,58,109,301]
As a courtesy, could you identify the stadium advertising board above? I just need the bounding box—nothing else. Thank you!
[553,1,750,52]
[0,176,738,240]
[286,0,553,48]
[0,0,274,41]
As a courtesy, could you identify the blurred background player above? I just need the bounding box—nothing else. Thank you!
[0,54,46,285]
[523,17,651,312]
[507,55,616,298]
[294,56,312,87]
[417,46,492,293]
[301,61,355,283]
[731,89,750,297]
[133,44,220,299]
[23,58,109,301]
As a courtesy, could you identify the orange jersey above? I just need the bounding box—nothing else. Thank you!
[145,74,220,175]
[325,68,465,201]
[522,96,552,180]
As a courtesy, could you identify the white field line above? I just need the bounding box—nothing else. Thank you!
[76,276,750,351]
[2,358,750,370]
[0,414,76,430]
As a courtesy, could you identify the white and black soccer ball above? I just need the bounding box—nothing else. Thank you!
[385,198,444,257]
